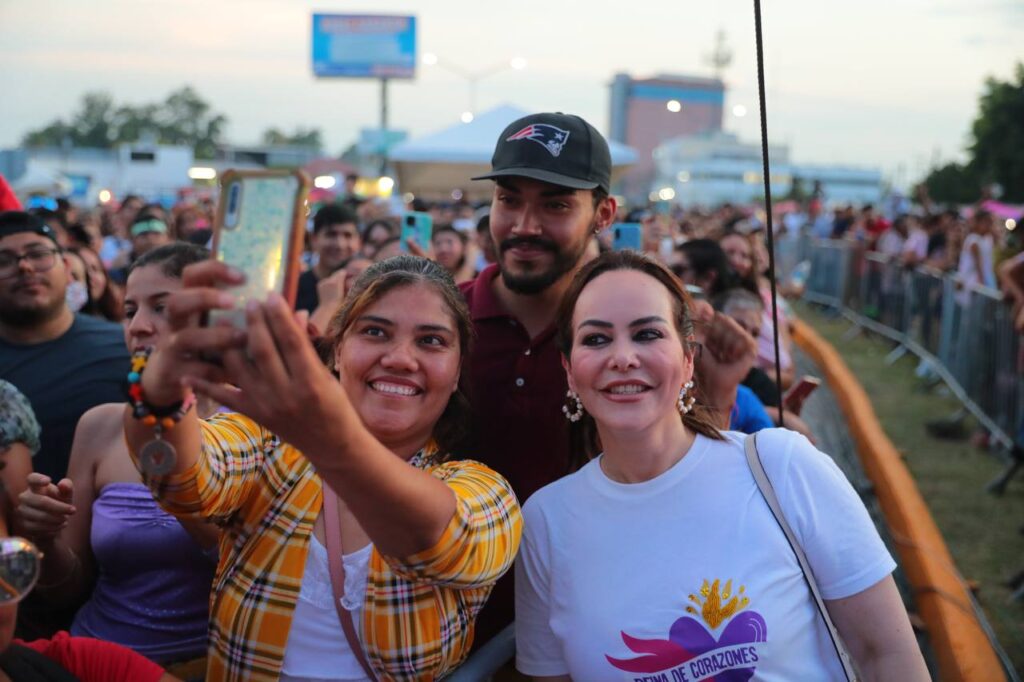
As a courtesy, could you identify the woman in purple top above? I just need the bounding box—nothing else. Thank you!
[16,243,217,666]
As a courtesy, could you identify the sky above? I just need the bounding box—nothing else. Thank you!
[1,0,1021,187]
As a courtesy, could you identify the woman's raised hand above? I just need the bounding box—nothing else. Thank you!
[17,473,75,548]
[141,260,248,407]
[184,292,349,459]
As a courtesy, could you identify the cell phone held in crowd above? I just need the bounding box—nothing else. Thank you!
[400,211,433,253]
[611,223,643,252]
[782,375,821,415]
[208,169,311,328]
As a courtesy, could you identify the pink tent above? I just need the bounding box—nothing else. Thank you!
[980,200,1024,219]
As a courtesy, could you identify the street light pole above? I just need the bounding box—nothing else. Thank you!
[422,54,527,119]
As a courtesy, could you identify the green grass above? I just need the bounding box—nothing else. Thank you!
[795,301,1024,673]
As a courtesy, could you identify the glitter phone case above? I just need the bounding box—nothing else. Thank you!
[208,169,311,328]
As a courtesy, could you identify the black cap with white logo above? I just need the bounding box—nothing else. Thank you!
[472,112,611,193]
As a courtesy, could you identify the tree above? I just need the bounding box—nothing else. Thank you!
[261,127,323,151]
[922,162,980,204]
[20,87,228,159]
[968,62,1024,202]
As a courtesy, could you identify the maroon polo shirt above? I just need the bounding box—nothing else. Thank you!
[459,264,574,648]
[458,264,572,504]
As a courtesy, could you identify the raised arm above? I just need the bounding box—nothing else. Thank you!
[187,292,482,559]
[122,262,258,519]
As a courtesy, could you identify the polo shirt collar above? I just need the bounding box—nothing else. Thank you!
[468,264,511,322]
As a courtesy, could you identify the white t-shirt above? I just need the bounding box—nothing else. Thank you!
[280,534,373,682]
[516,429,895,681]
[957,232,996,295]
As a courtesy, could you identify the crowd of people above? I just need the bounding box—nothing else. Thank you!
[0,112,930,680]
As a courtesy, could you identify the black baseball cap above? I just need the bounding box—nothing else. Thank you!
[0,211,59,245]
[473,112,611,193]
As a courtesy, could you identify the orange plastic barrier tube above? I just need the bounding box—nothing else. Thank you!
[792,318,1005,682]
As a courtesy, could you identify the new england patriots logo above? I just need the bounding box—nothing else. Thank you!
[506,124,571,157]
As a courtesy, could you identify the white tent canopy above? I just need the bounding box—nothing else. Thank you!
[389,105,637,201]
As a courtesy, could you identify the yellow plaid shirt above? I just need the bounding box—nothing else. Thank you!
[140,412,521,681]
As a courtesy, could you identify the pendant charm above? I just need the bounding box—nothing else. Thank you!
[140,438,177,476]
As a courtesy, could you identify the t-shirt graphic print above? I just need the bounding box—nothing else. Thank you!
[606,578,766,681]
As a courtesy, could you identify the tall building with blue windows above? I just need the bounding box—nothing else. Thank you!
[609,73,724,200]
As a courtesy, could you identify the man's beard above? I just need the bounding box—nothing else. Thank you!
[0,285,66,329]
[497,229,592,296]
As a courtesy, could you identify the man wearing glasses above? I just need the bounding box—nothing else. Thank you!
[0,212,127,481]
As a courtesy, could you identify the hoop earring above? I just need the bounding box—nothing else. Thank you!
[562,390,584,422]
[677,381,696,415]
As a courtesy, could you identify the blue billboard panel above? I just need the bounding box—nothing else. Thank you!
[312,14,416,79]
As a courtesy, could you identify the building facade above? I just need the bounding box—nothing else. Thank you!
[609,72,724,200]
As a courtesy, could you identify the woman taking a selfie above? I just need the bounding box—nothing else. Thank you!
[124,255,521,681]
[515,251,927,681]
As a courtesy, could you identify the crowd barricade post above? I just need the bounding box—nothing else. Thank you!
[801,239,1018,477]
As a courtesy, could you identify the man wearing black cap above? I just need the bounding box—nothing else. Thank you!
[462,112,617,501]
[458,112,617,644]
[0,211,128,480]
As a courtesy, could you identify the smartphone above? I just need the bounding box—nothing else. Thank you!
[782,375,821,415]
[612,223,643,251]
[400,211,433,253]
[208,169,311,328]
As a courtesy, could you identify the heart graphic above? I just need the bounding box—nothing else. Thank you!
[607,612,767,681]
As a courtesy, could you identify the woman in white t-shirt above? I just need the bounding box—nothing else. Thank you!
[515,250,928,681]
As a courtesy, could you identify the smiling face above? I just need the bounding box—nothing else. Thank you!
[721,233,753,280]
[489,176,614,294]
[123,264,181,352]
[334,284,462,452]
[565,269,694,436]
[313,221,361,271]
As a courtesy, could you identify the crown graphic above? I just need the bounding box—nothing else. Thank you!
[686,578,750,630]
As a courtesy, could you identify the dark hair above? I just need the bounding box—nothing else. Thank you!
[431,225,468,244]
[476,214,490,235]
[591,187,609,210]
[127,242,209,279]
[68,245,123,321]
[325,255,474,456]
[313,204,358,234]
[676,238,735,297]
[0,211,59,245]
[555,250,725,466]
[718,231,760,294]
[361,218,396,243]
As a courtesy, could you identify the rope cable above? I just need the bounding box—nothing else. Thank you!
[752,0,786,426]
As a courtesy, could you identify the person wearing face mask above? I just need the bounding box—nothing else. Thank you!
[0,212,128,481]
[66,246,123,323]
[122,255,521,681]
[16,243,218,674]
[515,250,929,681]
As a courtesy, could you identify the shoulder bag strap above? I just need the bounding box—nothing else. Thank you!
[743,433,859,681]
[323,487,378,681]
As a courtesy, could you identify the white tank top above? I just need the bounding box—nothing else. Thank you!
[280,534,373,681]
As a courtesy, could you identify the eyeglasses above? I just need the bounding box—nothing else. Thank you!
[0,247,60,279]
[0,537,42,604]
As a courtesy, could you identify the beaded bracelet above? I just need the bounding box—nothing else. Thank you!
[127,348,196,476]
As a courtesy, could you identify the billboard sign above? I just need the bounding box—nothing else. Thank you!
[312,14,416,79]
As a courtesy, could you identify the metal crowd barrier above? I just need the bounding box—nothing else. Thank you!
[797,238,1022,492]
